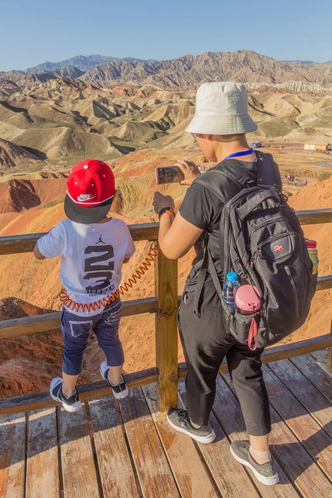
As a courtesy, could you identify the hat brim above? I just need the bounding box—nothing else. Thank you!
[186,114,257,135]
[64,195,113,224]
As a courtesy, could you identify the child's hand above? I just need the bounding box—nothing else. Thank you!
[153,192,175,214]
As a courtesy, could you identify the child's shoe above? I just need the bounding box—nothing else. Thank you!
[100,361,128,399]
[50,377,82,413]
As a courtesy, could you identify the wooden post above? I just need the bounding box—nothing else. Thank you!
[327,319,332,372]
[155,245,179,412]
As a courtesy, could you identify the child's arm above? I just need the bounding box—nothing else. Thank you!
[33,223,65,260]
[33,243,46,260]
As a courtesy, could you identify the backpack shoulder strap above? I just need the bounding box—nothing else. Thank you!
[255,151,282,191]
[194,168,243,203]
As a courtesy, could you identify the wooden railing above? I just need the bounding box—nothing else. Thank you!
[1,210,332,416]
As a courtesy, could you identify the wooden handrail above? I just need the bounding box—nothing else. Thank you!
[0,209,331,256]
[0,367,160,415]
[178,332,332,377]
[295,208,332,225]
[0,223,159,255]
[0,297,158,339]
[1,273,332,339]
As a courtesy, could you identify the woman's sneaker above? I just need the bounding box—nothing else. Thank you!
[166,408,216,444]
[50,377,82,413]
[99,362,128,399]
[230,440,279,486]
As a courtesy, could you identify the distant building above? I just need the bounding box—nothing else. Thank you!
[304,144,329,152]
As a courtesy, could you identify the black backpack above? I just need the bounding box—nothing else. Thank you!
[194,151,317,349]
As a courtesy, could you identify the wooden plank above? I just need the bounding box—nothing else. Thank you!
[290,353,332,403]
[174,380,261,498]
[0,412,26,498]
[262,365,332,481]
[58,405,100,498]
[0,297,158,338]
[178,334,332,379]
[262,334,332,363]
[128,223,159,241]
[219,371,330,497]
[296,208,332,225]
[268,359,332,438]
[155,247,179,412]
[119,386,180,497]
[0,312,61,338]
[312,349,332,377]
[0,223,159,255]
[26,408,59,498]
[88,396,140,497]
[1,209,332,256]
[0,368,159,415]
[316,275,332,291]
[142,384,220,498]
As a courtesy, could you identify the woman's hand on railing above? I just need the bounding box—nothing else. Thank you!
[176,158,201,186]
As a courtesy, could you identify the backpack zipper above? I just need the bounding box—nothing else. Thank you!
[283,265,299,319]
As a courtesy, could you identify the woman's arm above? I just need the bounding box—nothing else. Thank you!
[153,191,203,259]
[158,211,203,259]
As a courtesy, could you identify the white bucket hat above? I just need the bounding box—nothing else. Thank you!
[186,82,257,135]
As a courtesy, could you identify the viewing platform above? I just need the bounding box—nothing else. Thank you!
[1,209,332,497]
[1,350,332,497]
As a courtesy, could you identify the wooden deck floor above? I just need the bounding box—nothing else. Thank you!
[1,350,332,498]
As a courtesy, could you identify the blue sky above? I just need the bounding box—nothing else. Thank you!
[1,0,331,71]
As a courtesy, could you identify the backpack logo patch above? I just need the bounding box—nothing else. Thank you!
[274,244,283,253]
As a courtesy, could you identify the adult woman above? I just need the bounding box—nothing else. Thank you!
[153,82,279,486]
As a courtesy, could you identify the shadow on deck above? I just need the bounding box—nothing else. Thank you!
[1,350,332,498]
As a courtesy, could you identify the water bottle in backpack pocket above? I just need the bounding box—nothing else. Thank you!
[222,272,241,310]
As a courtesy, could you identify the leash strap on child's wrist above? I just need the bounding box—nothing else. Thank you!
[158,207,175,218]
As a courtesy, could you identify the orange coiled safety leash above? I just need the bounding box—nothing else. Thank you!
[59,243,158,313]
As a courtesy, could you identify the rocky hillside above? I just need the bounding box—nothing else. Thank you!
[0,138,42,171]
[1,78,332,176]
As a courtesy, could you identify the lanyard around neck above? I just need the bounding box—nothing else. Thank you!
[224,148,255,160]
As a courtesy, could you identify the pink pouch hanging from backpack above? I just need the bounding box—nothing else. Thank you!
[235,285,262,351]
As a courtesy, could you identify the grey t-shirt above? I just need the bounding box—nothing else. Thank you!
[179,158,259,291]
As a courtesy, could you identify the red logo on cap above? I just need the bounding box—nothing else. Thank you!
[274,244,283,253]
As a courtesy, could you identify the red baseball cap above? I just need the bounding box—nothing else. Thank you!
[64,159,115,224]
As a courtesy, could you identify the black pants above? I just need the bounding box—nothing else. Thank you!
[178,280,271,436]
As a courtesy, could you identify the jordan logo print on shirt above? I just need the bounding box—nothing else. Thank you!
[96,235,106,245]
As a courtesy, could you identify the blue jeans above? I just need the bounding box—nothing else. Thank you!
[61,298,124,375]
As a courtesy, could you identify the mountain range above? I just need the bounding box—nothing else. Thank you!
[26,54,157,73]
[1,50,332,92]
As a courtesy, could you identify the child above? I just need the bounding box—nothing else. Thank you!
[34,158,135,412]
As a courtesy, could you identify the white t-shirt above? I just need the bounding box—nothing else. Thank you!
[37,218,136,316]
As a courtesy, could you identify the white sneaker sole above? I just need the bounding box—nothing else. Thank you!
[166,414,216,444]
[50,377,82,413]
[230,446,279,486]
